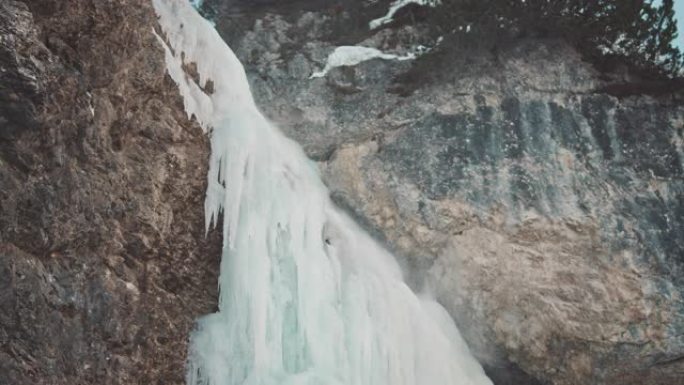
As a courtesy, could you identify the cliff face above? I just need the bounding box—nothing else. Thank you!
[0,1,220,384]
[206,1,684,384]
[1,1,683,385]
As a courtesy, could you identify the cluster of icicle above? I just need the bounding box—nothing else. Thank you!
[152,1,492,385]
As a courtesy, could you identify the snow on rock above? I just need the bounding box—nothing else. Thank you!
[369,0,440,30]
[310,45,416,79]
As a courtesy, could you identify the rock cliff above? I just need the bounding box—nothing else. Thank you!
[1,1,220,384]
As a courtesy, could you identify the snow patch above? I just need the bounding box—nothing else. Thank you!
[310,45,415,78]
[369,0,440,30]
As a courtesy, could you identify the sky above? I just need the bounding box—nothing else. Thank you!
[677,0,684,50]
[653,0,684,50]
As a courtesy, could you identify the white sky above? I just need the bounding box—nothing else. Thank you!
[677,0,684,50]
[653,0,684,50]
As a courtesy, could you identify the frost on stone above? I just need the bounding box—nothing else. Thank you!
[369,0,441,30]
[310,45,416,79]
[152,1,492,385]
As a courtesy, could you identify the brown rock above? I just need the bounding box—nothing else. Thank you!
[0,1,220,384]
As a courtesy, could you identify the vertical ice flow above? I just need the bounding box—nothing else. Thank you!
[152,1,493,384]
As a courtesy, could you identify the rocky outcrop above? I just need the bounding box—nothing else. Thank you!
[0,1,220,384]
[206,1,684,384]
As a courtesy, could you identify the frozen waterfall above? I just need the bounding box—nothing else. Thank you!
[152,1,493,384]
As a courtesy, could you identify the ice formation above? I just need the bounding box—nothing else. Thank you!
[369,0,441,30]
[152,1,492,384]
[310,46,415,79]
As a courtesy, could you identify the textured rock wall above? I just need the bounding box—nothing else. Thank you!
[206,2,684,384]
[0,1,220,384]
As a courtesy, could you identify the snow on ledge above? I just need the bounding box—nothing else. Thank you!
[369,0,440,30]
[310,46,415,79]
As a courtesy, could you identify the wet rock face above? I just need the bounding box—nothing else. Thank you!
[0,1,220,384]
[209,2,684,384]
